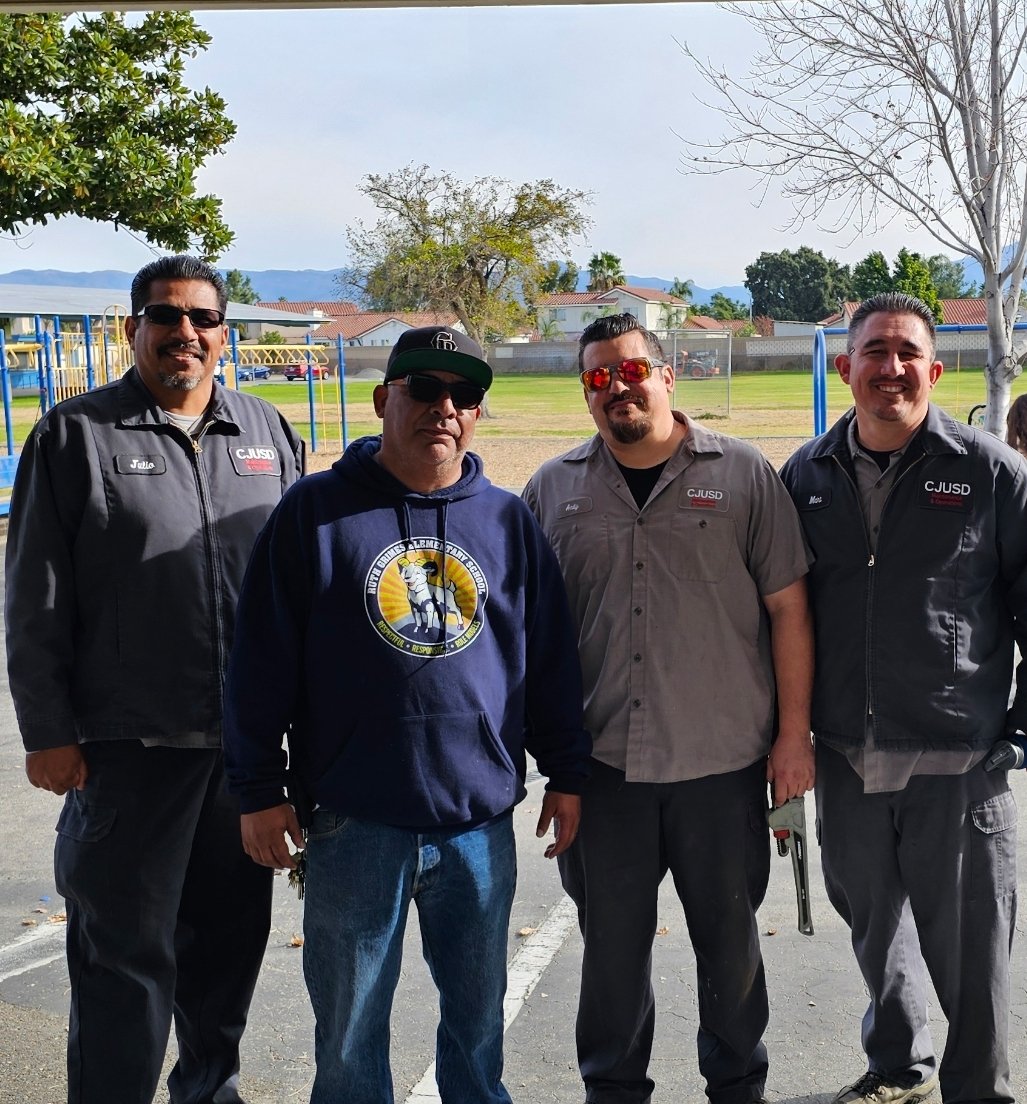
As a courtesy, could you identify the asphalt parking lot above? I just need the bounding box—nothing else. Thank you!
[1,542,1025,1103]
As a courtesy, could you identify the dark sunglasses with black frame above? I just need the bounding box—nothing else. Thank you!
[388,373,486,410]
[135,304,226,330]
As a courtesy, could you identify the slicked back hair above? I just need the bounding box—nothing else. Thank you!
[578,313,666,373]
[130,255,228,316]
[848,292,937,356]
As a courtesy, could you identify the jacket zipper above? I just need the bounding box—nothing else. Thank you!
[175,419,228,711]
[830,450,925,724]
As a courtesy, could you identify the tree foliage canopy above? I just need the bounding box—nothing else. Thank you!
[744,247,852,321]
[345,164,590,345]
[224,269,259,304]
[892,248,942,321]
[587,251,625,293]
[0,13,236,259]
[682,0,1027,431]
[707,292,749,321]
[539,260,580,295]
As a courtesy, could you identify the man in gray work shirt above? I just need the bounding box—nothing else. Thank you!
[781,292,1027,1104]
[524,313,814,1104]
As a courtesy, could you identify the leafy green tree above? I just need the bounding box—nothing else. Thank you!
[345,164,590,346]
[0,13,236,258]
[851,252,893,301]
[539,260,580,294]
[261,331,286,345]
[668,277,695,302]
[744,247,851,321]
[707,292,750,320]
[892,249,942,321]
[587,251,625,293]
[926,254,971,299]
[224,270,260,304]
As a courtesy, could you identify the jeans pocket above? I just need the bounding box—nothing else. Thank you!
[305,808,350,842]
[55,791,116,843]
[970,789,1017,901]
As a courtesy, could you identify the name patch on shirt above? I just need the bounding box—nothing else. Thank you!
[115,454,166,475]
[799,488,831,510]
[918,479,972,512]
[229,445,282,477]
[680,486,730,511]
[556,496,593,518]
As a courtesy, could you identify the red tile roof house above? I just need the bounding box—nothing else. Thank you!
[252,300,360,342]
[535,285,691,339]
[307,311,464,347]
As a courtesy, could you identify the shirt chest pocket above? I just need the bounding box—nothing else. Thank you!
[671,511,738,583]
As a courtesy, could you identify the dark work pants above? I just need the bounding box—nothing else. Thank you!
[558,758,771,1104]
[816,742,1016,1104]
[54,741,273,1104]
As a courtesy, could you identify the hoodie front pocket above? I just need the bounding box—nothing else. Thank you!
[317,710,521,827]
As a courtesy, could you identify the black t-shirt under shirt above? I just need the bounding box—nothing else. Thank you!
[616,460,668,508]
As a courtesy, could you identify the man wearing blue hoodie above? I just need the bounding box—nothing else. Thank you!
[223,326,591,1104]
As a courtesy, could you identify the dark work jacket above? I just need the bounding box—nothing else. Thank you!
[6,368,305,751]
[780,405,1027,751]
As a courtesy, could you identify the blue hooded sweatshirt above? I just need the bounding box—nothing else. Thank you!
[224,435,591,828]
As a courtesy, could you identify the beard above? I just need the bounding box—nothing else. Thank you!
[156,370,203,392]
[605,393,653,444]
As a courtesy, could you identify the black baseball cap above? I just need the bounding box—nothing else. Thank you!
[384,326,493,390]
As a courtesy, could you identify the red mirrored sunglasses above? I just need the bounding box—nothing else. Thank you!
[579,356,661,393]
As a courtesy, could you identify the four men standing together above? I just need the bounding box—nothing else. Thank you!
[6,274,1026,1104]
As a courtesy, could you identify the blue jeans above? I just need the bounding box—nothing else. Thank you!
[302,811,516,1104]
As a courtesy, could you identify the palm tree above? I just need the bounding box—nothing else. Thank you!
[668,277,694,303]
[587,252,626,293]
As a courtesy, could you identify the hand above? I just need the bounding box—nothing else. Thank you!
[535,791,581,859]
[767,729,815,807]
[241,804,304,869]
[25,745,88,795]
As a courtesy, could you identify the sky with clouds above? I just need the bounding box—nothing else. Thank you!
[1,3,955,287]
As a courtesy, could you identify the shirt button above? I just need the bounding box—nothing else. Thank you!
[633,607,642,615]
[635,561,644,570]
[633,653,642,662]
[632,699,641,708]
[699,519,708,528]
[637,517,645,525]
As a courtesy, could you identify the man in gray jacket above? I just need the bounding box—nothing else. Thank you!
[6,255,304,1104]
[781,292,1027,1104]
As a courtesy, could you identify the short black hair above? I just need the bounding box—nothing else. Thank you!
[578,313,666,373]
[848,292,936,355]
[130,255,228,315]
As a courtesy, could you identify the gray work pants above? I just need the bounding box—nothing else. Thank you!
[558,757,771,1104]
[816,742,1017,1104]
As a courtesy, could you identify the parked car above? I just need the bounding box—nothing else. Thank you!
[283,362,330,381]
[237,365,272,382]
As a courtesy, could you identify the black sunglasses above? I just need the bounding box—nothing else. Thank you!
[390,373,486,410]
[136,304,226,330]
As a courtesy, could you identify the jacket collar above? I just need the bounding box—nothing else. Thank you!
[116,367,242,432]
[807,403,967,461]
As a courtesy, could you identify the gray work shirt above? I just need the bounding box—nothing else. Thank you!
[841,418,983,792]
[523,413,810,783]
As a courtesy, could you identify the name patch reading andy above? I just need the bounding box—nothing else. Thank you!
[680,486,730,511]
[918,478,973,512]
[115,455,166,475]
[557,496,593,518]
[229,445,282,477]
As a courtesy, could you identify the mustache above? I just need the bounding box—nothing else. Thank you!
[604,392,648,413]
[157,341,203,357]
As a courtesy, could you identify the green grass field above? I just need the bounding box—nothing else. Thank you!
[5,364,1012,454]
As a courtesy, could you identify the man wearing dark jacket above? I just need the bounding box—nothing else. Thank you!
[781,292,1027,1104]
[6,255,304,1104]
[223,326,591,1104]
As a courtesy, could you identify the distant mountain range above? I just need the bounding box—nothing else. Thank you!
[0,267,752,309]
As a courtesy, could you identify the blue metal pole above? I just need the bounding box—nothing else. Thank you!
[336,335,348,450]
[230,327,241,389]
[53,315,64,372]
[306,334,318,453]
[83,316,96,391]
[812,328,827,436]
[0,331,13,456]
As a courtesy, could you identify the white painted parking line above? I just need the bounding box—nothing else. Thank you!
[0,921,66,984]
[402,895,578,1104]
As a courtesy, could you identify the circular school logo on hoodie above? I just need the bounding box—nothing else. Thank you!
[364,538,488,657]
